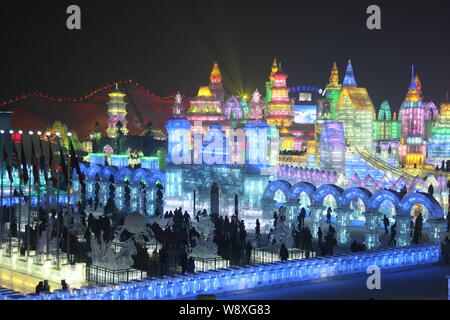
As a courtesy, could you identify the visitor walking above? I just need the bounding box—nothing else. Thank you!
[383,215,390,234]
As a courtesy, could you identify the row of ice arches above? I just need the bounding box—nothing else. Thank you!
[263,180,445,222]
[71,164,166,213]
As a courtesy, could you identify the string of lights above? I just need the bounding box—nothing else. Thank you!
[0,79,178,107]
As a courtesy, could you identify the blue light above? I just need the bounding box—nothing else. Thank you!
[11,244,440,300]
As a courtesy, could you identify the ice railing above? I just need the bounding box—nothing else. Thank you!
[5,243,440,300]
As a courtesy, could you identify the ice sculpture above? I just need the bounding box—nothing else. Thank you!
[189,215,218,258]
[114,213,154,243]
[270,216,295,248]
[89,233,136,270]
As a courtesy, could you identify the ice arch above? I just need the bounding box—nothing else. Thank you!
[148,171,166,187]
[263,180,292,201]
[116,167,134,182]
[132,168,151,185]
[288,182,316,203]
[341,187,372,209]
[312,184,343,206]
[399,192,444,219]
[370,189,402,212]
[101,166,118,182]
[84,164,103,181]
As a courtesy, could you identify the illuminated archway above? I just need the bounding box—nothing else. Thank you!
[399,192,444,219]
[262,180,292,202]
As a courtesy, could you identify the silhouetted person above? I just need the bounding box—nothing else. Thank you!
[317,227,323,245]
[326,207,332,224]
[280,243,289,261]
[447,213,450,232]
[179,249,188,274]
[245,241,253,264]
[35,281,44,294]
[255,219,261,239]
[383,215,390,234]
[61,280,69,291]
[43,280,50,292]
[416,213,423,238]
[186,257,195,274]
[388,224,397,246]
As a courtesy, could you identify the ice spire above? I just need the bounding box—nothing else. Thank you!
[328,62,339,86]
[210,62,222,83]
[342,59,357,87]
[409,65,417,90]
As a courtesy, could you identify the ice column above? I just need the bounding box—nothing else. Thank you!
[363,211,381,250]
[393,215,411,247]
[427,218,447,244]
[308,204,326,239]
[335,208,351,246]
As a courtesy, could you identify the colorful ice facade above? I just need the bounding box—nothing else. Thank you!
[249,89,265,120]
[428,103,450,161]
[319,121,346,172]
[335,61,374,150]
[6,244,440,300]
[267,69,292,128]
[185,86,224,122]
[373,101,401,140]
[224,95,244,120]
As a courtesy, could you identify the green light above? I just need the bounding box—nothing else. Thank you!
[110,154,129,158]
[140,156,159,161]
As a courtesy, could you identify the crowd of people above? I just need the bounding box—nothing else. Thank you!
[0,190,447,296]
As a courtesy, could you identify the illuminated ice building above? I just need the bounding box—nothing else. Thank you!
[163,62,279,225]
[428,103,450,162]
[90,84,167,169]
[335,60,375,150]
[398,66,427,167]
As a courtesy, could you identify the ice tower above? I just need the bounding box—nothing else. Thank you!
[398,65,426,166]
[106,84,128,138]
[335,60,374,150]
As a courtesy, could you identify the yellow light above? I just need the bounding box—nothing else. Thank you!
[197,86,212,97]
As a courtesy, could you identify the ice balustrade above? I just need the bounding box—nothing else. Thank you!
[7,244,440,300]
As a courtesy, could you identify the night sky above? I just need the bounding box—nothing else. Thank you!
[0,0,449,115]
